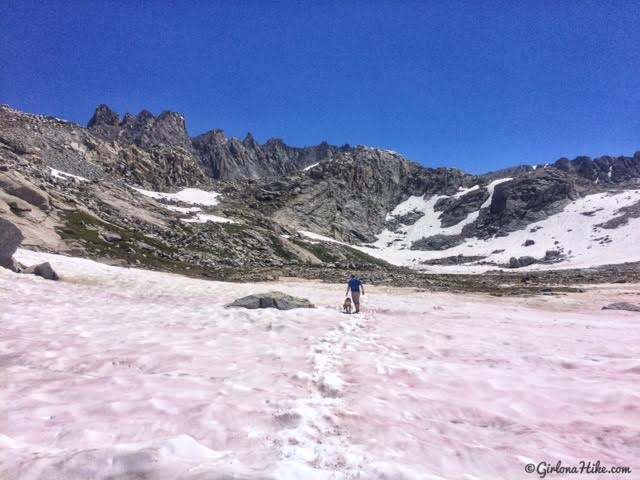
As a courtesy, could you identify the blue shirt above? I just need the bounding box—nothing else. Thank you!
[348,278,362,292]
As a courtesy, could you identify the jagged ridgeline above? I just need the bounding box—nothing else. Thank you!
[1,103,640,284]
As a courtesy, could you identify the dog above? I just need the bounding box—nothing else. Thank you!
[343,296,352,314]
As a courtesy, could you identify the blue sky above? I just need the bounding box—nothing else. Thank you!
[1,0,639,173]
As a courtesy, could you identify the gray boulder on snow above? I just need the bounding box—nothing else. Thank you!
[22,262,59,281]
[0,218,24,272]
[509,256,537,268]
[602,302,640,312]
[226,291,315,310]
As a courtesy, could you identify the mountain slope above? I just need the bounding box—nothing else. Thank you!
[2,103,640,278]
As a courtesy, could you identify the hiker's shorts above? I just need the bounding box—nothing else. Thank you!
[351,291,361,306]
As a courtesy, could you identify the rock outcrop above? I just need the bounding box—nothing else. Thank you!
[269,149,478,242]
[434,187,489,228]
[89,106,192,151]
[464,170,582,239]
[554,153,640,185]
[0,172,51,211]
[226,291,315,310]
[0,218,23,271]
[194,133,338,180]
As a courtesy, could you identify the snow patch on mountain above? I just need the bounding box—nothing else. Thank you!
[164,205,203,214]
[50,168,88,182]
[300,230,348,245]
[182,213,237,224]
[130,186,220,206]
[129,186,238,223]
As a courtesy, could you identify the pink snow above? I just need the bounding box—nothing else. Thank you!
[1,250,639,479]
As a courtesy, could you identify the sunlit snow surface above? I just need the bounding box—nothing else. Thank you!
[49,168,89,182]
[130,187,221,206]
[129,186,238,223]
[182,213,237,224]
[2,250,639,479]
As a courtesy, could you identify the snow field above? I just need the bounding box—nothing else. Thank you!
[1,250,639,479]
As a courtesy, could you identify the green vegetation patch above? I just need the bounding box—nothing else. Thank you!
[56,209,215,278]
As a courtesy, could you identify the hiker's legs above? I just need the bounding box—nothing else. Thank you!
[351,291,360,312]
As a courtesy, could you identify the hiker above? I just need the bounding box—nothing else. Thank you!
[345,274,364,313]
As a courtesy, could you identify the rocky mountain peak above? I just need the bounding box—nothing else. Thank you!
[88,105,191,150]
[553,153,640,185]
[87,104,121,140]
[242,132,257,147]
[88,104,120,127]
[264,138,286,148]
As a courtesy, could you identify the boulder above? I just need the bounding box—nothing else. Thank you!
[0,217,24,271]
[602,302,640,312]
[22,262,59,281]
[523,239,535,247]
[410,234,464,251]
[543,250,563,262]
[226,291,315,310]
[100,231,123,243]
[508,256,536,268]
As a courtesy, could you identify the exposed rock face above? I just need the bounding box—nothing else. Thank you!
[115,144,208,189]
[0,105,207,189]
[89,106,192,151]
[226,291,315,310]
[269,149,477,242]
[194,134,338,180]
[434,187,489,228]
[88,105,342,181]
[484,153,640,186]
[0,218,23,271]
[465,170,581,239]
[554,153,640,185]
[0,172,51,211]
[87,104,120,139]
